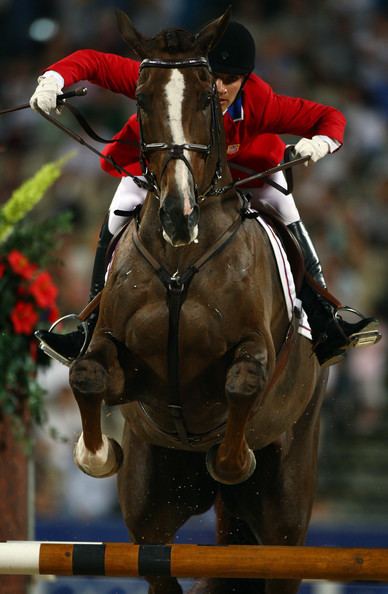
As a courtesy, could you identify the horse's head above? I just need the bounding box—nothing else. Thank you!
[117,9,231,247]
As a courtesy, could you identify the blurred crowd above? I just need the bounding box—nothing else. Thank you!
[1,0,387,522]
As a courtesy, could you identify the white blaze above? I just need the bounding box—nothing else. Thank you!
[164,69,193,215]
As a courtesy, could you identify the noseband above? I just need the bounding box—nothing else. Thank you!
[137,57,223,201]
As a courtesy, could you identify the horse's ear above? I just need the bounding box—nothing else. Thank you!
[195,6,232,54]
[115,9,147,59]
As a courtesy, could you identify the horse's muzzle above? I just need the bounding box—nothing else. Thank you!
[160,200,199,246]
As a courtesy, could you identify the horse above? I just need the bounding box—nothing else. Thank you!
[68,9,328,594]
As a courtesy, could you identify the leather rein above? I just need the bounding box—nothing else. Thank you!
[0,81,308,196]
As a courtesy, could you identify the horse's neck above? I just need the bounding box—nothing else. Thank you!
[196,189,241,242]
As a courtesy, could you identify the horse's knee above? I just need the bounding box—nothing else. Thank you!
[70,358,108,396]
[226,359,267,399]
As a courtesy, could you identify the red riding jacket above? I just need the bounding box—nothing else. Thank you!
[45,50,346,187]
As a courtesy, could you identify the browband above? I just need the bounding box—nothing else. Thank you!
[140,57,210,70]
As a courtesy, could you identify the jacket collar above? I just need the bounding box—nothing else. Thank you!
[227,94,244,122]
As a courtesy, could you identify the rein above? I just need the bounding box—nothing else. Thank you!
[38,99,308,196]
[34,106,151,191]
[0,81,308,196]
[0,87,88,115]
[216,153,309,195]
[40,94,306,195]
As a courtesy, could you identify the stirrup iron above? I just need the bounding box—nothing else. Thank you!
[335,306,381,348]
[35,314,89,367]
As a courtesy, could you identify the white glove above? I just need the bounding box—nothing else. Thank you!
[294,136,330,167]
[30,73,64,115]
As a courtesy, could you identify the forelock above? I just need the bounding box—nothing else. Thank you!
[153,28,197,54]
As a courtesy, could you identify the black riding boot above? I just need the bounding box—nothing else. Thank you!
[288,220,381,367]
[35,219,113,366]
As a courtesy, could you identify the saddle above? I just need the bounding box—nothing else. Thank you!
[241,199,305,295]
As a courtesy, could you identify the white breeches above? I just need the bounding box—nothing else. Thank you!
[248,170,300,225]
[107,170,300,235]
[108,176,148,235]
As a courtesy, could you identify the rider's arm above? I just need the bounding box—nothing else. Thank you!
[245,74,346,148]
[30,50,140,114]
[44,50,141,98]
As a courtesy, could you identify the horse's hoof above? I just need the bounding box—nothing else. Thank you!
[73,434,123,478]
[205,444,256,485]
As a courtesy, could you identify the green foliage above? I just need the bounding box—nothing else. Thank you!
[4,211,73,268]
[0,152,75,243]
[0,157,74,446]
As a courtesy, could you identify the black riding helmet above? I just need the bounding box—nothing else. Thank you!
[208,21,256,76]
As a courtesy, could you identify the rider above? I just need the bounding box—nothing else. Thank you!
[31,20,380,367]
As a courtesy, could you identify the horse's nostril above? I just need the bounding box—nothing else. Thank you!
[159,205,173,228]
[160,197,199,246]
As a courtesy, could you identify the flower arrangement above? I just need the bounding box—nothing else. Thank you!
[1,250,58,334]
[0,155,73,443]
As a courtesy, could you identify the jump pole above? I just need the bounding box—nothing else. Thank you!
[1,542,388,581]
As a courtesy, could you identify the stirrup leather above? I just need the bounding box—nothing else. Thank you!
[35,314,89,367]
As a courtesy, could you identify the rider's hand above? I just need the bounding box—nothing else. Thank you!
[294,136,330,167]
[30,73,64,115]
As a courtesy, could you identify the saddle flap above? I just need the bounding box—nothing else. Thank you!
[247,202,305,294]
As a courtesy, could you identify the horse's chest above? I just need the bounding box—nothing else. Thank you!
[128,299,228,360]
[111,251,260,379]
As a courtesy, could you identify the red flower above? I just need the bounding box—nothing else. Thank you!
[0,262,5,278]
[10,301,39,335]
[7,250,37,280]
[29,271,58,308]
[17,284,29,296]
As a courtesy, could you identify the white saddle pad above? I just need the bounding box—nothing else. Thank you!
[256,216,312,341]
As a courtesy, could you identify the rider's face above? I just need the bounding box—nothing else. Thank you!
[214,73,245,112]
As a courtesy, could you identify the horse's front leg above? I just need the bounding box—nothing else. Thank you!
[207,333,272,485]
[69,336,125,478]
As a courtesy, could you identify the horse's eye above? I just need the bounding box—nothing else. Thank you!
[136,93,150,110]
[199,91,212,111]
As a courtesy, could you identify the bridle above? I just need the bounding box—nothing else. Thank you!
[137,57,224,201]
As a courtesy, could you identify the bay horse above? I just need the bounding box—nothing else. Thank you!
[69,9,328,594]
